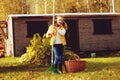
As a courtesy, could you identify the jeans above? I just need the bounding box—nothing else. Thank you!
[53,44,64,65]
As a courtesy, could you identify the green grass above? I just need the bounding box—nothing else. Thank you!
[0,57,120,80]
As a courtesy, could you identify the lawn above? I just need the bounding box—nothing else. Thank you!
[0,57,120,80]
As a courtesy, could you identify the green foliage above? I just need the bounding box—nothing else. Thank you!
[20,33,51,66]
[1,0,120,20]
[91,0,111,12]
[0,0,23,19]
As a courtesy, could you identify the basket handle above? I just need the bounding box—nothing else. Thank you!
[69,54,80,61]
[75,54,80,61]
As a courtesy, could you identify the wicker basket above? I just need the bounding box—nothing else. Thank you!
[64,55,86,73]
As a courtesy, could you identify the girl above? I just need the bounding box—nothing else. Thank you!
[46,16,67,74]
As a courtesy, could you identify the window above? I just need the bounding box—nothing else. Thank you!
[93,19,113,34]
[26,21,48,37]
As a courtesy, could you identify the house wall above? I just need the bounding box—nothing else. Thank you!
[79,16,120,51]
[12,16,120,56]
[13,18,51,56]
[13,18,28,56]
[7,17,14,56]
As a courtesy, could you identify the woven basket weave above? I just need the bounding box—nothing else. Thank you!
[64,55,86,73]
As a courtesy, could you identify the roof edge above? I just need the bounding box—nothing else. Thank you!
[8,12,120,18]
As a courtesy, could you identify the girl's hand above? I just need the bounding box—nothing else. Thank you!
[48,33,52,37]
[52,26,59,31]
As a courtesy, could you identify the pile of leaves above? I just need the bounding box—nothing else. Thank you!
[20,33,51,66]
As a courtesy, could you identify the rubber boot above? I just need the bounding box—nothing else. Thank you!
[53,64,59,74]
[59,63,63,74]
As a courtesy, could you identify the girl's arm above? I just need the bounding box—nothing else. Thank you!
[46,25,53,37]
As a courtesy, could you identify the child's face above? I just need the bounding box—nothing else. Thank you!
[57,17,64,25]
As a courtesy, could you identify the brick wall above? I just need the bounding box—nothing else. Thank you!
[13,18,51,56]
[13,16,120,56]
[79,17,120,51]
[13,19,29,56]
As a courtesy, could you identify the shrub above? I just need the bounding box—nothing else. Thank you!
[20,33,51,66]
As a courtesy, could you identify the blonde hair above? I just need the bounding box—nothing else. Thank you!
[55,15,68,30]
